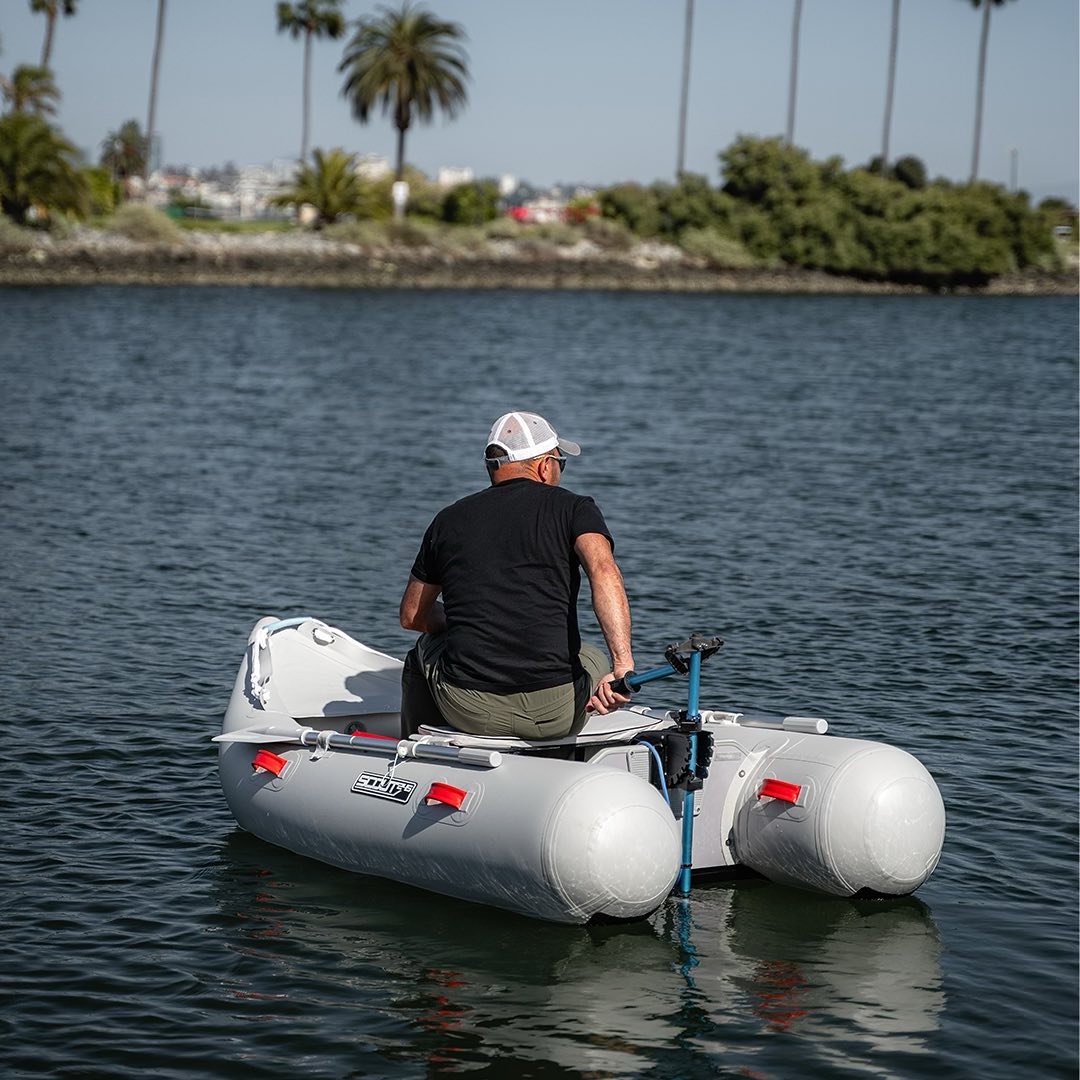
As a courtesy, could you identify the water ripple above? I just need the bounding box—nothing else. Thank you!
[0,288,1075,1078]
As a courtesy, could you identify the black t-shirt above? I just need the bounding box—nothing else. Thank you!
[410,478,613,692]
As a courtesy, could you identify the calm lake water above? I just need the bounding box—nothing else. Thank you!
[1,286,1076,1078]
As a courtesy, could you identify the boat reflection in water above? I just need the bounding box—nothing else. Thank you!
[212,834,944,1076]
[664,881,945,1070]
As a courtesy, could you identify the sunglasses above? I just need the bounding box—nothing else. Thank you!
[546,454,567,473]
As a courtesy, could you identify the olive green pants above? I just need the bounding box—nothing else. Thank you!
[400,633,609,741]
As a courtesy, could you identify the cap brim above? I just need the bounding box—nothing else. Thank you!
[558,437,581,457]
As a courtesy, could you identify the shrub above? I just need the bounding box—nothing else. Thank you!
[441,179,499,225]
[484,216,523,240]
[272,148,364,227]
[436,225,487,252]
[106,203,181,243]
[0,217,39,252]
[678,227,760,268]
[892,155,928,190]
[82,166,117,217]
[385,220,438,247]
[598,183,661,237]
[582,214,635,250]
[322,219,390,246]
[532,221,578,246]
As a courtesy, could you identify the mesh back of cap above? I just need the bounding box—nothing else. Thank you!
[488,411,557,459]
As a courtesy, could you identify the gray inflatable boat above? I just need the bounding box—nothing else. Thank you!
[217,617,945,924]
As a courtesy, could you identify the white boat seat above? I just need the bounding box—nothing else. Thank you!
[414,706,674,751]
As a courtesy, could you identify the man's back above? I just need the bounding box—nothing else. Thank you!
[410,478,611,692]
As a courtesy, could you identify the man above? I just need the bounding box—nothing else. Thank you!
[398,410,634,740]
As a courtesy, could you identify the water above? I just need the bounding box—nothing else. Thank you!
[1,286,1076,1078]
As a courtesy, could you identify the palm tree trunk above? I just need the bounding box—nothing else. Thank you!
[395,123,407,182]
[676,0,694,179]
[301,28,312,164]
[881,0,900,173]
[393,124,407,222]
[41,11,56,68]
[145,0,167,189]
[970,0,992,182]
[785,0,803,145]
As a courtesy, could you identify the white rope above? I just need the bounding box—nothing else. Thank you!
[247,616,327,708]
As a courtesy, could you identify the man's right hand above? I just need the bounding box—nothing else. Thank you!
[587,670,634,715]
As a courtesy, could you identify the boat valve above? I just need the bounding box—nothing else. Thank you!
[424,782,468,809]
[758,778,802,804]
[252,748,288,777]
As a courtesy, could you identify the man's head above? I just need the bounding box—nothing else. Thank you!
[484,411,581,487]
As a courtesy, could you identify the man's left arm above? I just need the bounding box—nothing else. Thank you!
[575,531,634,714]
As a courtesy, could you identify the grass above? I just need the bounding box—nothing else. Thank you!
[175,217,294,234]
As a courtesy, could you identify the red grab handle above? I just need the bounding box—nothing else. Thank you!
[425,782,467,809]
[252,748,287,776]
[758,778,801,803]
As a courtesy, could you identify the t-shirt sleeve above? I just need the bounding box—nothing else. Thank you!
[571,495,614,551]
[410,519,441,584]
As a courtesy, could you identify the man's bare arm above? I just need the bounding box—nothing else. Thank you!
[399,575,447,634]
[575,532,634,714]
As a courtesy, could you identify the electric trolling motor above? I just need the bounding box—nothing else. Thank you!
[611,634,723,895]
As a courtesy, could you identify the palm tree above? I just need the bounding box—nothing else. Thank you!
[880,0,900,173]
[30,0,78,70]
[339,2,468,218]
[967,0,1012,182]
[785,0,803,144]
[1,64,59,115]
[676,0,694,178]
[272,146,364,226]
[144,0,166,187]
[101,119,147,199]
[0,110,87,224]
[276,1,347,165]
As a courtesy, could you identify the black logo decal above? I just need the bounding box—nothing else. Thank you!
[351,772,417,804]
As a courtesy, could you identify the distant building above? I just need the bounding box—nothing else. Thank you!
[438,165,474,189]
[355,154,391,181]
[507,194,568,224]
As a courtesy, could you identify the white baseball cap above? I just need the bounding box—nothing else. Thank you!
[485,411,582,463]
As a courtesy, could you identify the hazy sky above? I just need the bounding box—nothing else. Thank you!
[3,0,1077,201]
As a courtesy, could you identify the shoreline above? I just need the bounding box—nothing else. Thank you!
[1,229,1076,294]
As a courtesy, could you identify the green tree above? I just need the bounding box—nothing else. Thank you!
[892,154,927,190]
[864,153,927,189]
[651,173,733,239]
[598,182,662,237]
[720,135,821,206]
[30,0,77,70]
[273,146,364,226]
[100,119,147,198]
[441,178,498,225]
[81,164,117,216]
[276,1,347,164]
[0,110,87,224]
[966,0,1013,182]
[1,64,59,115]
[339,1,469,217]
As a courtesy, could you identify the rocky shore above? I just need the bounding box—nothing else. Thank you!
[1,226,1075,294]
